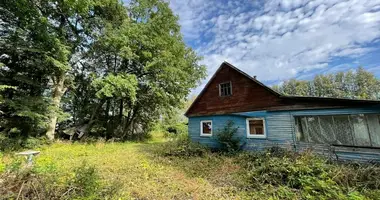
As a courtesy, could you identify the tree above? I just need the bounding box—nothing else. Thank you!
[1,0,128,140]
[272,67,380,100]
[0,0,205,140]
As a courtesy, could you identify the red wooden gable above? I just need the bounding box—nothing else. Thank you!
[185,62,286,116]
[185,62,380,117]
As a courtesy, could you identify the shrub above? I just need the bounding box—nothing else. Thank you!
[65,163,100,198]
[164,122,188,139]
[0,134,50,152]
[158,133,209,157]
[236,149,380,199]
[215,121,241,153]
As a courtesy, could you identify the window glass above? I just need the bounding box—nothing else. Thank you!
[201,121,212,135]
[300,117,310,142]
[319,116,336,144]
[350,115,371,146]
[248,119,265,136]
[219,82,232,96]
[295,117,305,141]
[295,114,380,147]
[367,115,380,147]
[306,116,322,143]
[333,115,354,145]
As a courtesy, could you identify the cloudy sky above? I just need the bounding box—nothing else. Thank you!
[168,0,380,95]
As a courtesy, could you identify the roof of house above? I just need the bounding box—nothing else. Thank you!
[185,62,380,117]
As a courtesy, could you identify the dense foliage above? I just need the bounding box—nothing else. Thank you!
[215,121,241,153]
[158,139,380,199]
[0,0,206,141]
[236,148,380,199]
[272,67,380,99]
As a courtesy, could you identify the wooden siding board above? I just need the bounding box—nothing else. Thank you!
[186,64,287,117]
[189,107,380,162]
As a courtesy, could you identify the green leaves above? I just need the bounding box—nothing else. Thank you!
[92,74,138,101]
[273,67,380,100]
[0,0,205,139]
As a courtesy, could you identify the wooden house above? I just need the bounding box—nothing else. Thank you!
[185,62,380,162]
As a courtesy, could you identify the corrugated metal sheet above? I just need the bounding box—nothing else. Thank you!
[188,106,380,162]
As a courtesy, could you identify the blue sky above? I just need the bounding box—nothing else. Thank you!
[168,0,380,95]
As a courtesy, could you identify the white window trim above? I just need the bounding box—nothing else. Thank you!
[246,118,266,138]
[219,81,232,97]
[200,120,213,137]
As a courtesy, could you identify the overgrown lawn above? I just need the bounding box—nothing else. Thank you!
[1,138,380,199]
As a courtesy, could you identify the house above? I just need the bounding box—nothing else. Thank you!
[185,62,380,162]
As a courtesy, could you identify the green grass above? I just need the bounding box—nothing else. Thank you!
[2,136,380,199]
[2,140,246,199]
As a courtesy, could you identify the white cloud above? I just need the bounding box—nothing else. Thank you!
[169,0,380,93]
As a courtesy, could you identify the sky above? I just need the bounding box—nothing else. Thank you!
[168,0,380,95]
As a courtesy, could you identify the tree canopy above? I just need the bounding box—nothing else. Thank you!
[0,0,206,140]
[272,67,380,100]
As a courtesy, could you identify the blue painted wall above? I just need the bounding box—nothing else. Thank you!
[188,106,380,161]
[188,111,294,150]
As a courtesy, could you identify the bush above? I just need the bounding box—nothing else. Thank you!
[236,149,380,199]
[158,133,209,157]
[164,122,188,139]
[0,134,50,152]
[0,162,122,199]
[215,121,241,153]
[65,163,100,198]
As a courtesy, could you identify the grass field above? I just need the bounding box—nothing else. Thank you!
[2,135,380,199]
[1,140,248,199]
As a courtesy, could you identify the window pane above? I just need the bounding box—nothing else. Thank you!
[202,122,212,134]
[367,115,380,147]
[333,115,354,145]
[319,116,336,144]
[306,116,322,143]
[351,115,371,146]
[249,120,264,135]
[219,82,231,96]
[300,117,310,142]
[295,117,305,141]
[227,85,231,95]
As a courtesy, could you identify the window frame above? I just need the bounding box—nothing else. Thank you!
[294,114,380,148]
[246,118,267,138]
[219,81,232,97]
[200,120,213,137]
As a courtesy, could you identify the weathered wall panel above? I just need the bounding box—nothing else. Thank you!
[189,107,380,162]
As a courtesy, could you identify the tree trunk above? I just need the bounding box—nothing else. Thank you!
[119,99,123,122]
[46,74,66,140]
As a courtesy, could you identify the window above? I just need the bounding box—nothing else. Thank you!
[219,82,232,96]
[200,120,212,136]
[295,114,380,148]
[246,118,266,138]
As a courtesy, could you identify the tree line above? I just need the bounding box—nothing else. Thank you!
[272,67,380,100]
[0,0,206,141]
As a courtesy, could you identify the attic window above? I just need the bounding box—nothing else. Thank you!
[219,82,232,96]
